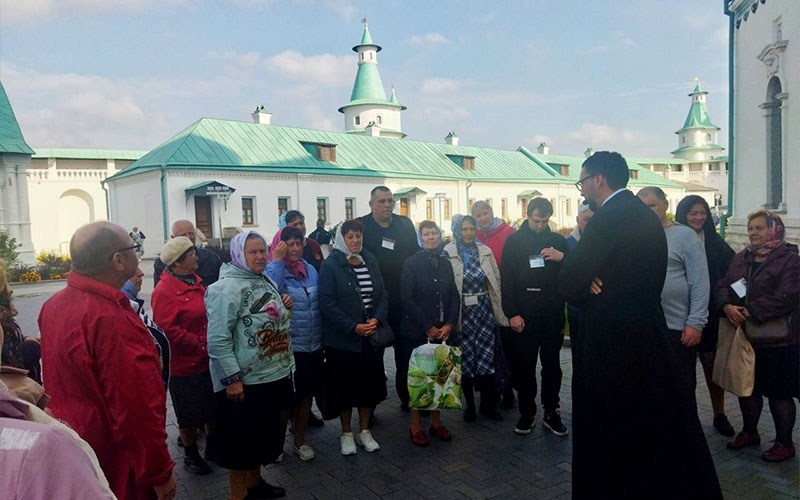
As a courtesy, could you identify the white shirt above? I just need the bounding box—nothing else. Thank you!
[602,188,628,207]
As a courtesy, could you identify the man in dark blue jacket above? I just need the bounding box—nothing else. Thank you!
[154,220,221,287]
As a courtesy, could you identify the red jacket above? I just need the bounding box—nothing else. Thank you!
[38,272,174,500]
[476,219,516,269]
[151,272,209,377]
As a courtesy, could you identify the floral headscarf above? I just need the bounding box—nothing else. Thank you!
[748,211,786,259]
[451,214,480,267]
[280,226,307,279]
[333,223,365,265]
[230,230,266,273]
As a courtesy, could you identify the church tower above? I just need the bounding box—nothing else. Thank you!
[338,20,406,139]
[671,79,725,162]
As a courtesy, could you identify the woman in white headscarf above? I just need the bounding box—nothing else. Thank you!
[318,219,388,457]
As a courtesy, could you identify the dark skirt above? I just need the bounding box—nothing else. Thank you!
[213,377,293,470]
[753,344,800,399]
[293,350,324,404]
[326,340,387,411]
[169,371,215,429]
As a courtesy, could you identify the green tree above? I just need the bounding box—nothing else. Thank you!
[0,232,19,267]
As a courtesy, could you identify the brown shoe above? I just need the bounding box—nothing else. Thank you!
[429,424,452,441]
[727,431,761,450]
[410,427,429,447]
[762,442,796,462]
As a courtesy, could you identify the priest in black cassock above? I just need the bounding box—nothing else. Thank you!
[558,151,721,500]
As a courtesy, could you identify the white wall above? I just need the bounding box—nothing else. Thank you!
[343,104,402,137]
[107,170,164,256]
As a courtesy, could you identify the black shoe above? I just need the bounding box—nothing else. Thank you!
[479,407,503,421]
[543,411,568,437]
[464,407,476,422]
[244,479,286,499]
[307,412,325,427]
[183,454,212,475]
[500,395,515,410]
[514,415,534,435]
[203,438,217,463]
[713,414,735,437]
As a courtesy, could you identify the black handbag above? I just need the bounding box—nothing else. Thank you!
[743,317,791,345]
[368,319,395,348]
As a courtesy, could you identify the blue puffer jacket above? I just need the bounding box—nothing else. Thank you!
[266,260,323,353]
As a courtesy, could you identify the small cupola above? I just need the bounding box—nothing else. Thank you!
[445,131,459,146]
[536,142,549,154]
[252,105,272,125]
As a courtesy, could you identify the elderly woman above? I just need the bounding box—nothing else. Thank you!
[0,260,41,384]
[717,211,799,462]
[206,231,295,499]
[269,210,325,271]
[444,215,508,422]
[675,195,736,436]
[319,219,388,456]
[267,226,323,462]
[399,220,460,446]
[152,237,214,476]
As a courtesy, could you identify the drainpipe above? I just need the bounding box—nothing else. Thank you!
[160,166,169,241]
[101,178,110,220]
[720,0,735,238]
[465,179,473,213]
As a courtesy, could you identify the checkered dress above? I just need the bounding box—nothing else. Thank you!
[460,257,496,377]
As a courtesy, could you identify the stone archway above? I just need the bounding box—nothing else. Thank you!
[58,189,95,252]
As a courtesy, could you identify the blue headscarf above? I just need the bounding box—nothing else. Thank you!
[451,214,479,267]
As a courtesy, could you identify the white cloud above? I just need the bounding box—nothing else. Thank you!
[566,123,648,146]
[420,77,467,94]
[578,31,638,55]
[419,106,469,122]
[266,50,354,87]
[402,33,451,46]
[0,0,184,22]
[230,0,355,19]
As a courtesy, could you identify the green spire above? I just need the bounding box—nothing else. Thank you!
[0,82,34,154]
[676,80,719,133]
[349,63,388,102]
[691,80,704,95]
[389,86,399,104]
[352,19,381,52]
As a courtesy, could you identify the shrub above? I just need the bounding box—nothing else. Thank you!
[0,232,19,268]
[9,264,34,283]
[36,251,72,280]
[19,270,41,283]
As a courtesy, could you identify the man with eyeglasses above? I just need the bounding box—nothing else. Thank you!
[38,221,177,500]
[558,152,721,499]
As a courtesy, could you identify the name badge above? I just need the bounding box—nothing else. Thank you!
[730,278,747,299]
[464,295,479,307]
[529,255,545,269]
[381,237,395,250]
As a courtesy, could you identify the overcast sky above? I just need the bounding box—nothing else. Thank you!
[0,0,729,157]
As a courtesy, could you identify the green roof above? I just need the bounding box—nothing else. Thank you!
[690,80,706,95]
[32,148,147,160]
[394,186,426,196]
[338,98,405,113]
[676,100,719,133]
[341,64,388,110]
[534,152,681,188]
[0,82,34,155]
[353,25,381,52]
[670,144,725,155]
[108,118,683,191]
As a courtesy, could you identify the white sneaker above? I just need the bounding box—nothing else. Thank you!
[356,430,380,452]
[293,444,315,461]
[340,432,357,456]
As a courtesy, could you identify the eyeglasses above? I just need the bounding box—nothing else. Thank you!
[575,173,598,191]
[110,243,141,260]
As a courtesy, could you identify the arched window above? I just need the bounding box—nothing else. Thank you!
[376,115,382,125]
[705,133,711,141]
[360,53,364,61]
[355,116,360,126]
[765,76,783,208]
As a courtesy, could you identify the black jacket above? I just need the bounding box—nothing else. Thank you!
[501,221,567,320]
[399,250,460,341]
[154,246,221,287]
[702,231,735,342]
[558,189,721,500]
[358,213,420,326]
[319,248,389,353]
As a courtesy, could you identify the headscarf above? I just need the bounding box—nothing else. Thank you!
[451,214,479,267]
[747,211,786,259]
[417,222,445,267]
[230,230,266,273]
[280,226,307,278]
[121,280,138,300]
[333,222,365,265]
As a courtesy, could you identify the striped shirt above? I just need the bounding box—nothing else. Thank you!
[351,264,374,311]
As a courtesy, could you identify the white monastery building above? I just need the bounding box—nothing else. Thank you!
[724,0,799,247]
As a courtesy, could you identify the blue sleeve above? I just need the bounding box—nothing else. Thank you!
[266,261,287,293]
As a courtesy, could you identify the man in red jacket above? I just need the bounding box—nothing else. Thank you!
[38,221,176,500]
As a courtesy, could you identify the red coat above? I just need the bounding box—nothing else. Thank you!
[38,272,174,500]
[151,272,209,377]
[476,219,516,269]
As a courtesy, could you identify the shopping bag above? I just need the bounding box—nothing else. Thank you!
[712,318,755,397]
[408,341,462,410]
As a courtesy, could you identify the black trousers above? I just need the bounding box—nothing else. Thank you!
[502,314,564,418]
[394,335,420,408]
[664,329,698,404]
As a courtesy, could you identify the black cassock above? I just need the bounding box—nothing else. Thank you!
[558,190,721,500]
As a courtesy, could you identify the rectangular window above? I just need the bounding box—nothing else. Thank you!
[399,198,409,217]
[550,198,556,215]
[485,198,493,207]
[565,199,572,217]
[345,198,355,220]
[444,199,452,220]
[355,116,361,126]
[316,145,336,162]
[242,197,255,225]
[501,198,508,219]
[316,198,328,223]
[426,199,434,220]
[278,197,289,216]
[520,199,528,218]
[560,165,570,176]
[462,157,475,170]
[629,169,639,180]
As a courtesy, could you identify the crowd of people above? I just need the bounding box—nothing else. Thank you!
[0,151,796,500]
